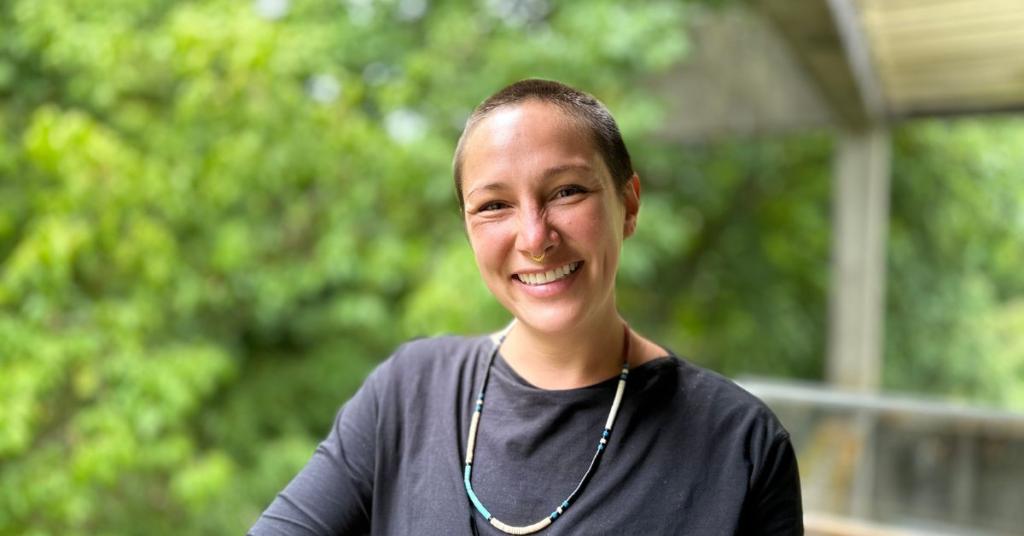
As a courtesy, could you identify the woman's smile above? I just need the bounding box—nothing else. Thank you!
[512,260,584,298]
[513,261,582,286]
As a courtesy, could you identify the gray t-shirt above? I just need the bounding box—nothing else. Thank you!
[248,335,803,535]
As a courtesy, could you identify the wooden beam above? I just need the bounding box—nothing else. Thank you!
[874,28,1024,60]
[889,93,1024,117]
[805,511,959,536]
[888,83,1024,106]
[759,0,887,127]
[867,10,1024,36]
[860,0,1024,116]
[862,0,1024,23]
[827,126,891,393]
[826,0,886,120]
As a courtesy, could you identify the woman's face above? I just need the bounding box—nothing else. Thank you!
[460,101,639,336]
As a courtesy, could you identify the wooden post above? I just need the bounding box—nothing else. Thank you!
[828,125,891,520]
[827,126,890,392]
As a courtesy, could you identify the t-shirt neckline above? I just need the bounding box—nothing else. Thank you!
[489,343,678,394]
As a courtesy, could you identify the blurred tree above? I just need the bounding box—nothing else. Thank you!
[884,119,1024,407]
[622,119,1024,409]
[624,119,1024,409]
[2,0,1024,533]
[622,132,834,382]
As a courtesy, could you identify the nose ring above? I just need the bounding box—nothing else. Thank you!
[530,252,546,263]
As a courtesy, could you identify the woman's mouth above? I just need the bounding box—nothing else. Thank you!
[513,261,582,286]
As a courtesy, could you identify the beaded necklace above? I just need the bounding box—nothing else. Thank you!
[463,323,631,535]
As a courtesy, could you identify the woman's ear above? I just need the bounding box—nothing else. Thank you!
[623,174,641,238]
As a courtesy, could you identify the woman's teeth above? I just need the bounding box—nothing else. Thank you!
[517,262,581,286]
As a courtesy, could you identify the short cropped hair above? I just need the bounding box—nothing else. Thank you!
[452,79,634,211]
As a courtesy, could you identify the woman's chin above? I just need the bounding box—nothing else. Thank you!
[510,305,590,336]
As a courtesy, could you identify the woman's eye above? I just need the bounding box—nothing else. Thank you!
[555,185,586,198]
[478,201,507,212]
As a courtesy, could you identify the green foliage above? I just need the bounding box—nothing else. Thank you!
[623,133,835,381]
[884,119,1024,406]
[3,0,1024,533]
[623,119,1024,408]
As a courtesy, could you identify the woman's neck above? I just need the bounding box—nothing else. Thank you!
[499,312,627,390]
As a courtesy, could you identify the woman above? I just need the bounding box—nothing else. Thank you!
[249,79,803,535]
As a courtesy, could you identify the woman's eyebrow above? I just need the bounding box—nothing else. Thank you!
[541,163,593,180]
[465,182,507,201]
[465,163,596,200]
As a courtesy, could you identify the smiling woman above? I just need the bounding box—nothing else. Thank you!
[459,98,637,358]
[248,80,804,535]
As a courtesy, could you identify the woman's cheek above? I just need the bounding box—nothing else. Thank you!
[470,220,511,266]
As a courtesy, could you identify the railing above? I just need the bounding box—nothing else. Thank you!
[739,380,1024,536]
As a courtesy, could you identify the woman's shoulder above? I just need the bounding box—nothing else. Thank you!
[367,333,493,387]
[390,333,491,364]
[644,355,790,441]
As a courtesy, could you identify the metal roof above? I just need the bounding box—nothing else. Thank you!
[654,0,1024,141]
[857,0,1024,117]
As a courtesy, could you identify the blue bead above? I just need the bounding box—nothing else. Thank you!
[597,444,604,451]
[562,500,569,508]
[602,430,609,438]
[551,512,559,520]
[464,467,492,520]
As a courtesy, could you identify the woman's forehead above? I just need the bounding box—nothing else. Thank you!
[461,102,599,178]
[470,100,580,140]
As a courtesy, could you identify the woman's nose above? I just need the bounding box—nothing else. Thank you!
[516,208,559,260]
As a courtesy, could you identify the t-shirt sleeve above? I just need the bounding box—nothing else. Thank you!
[247,365,384,536]
[740,431,804,535]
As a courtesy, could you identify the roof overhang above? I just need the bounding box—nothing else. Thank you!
[652,0,1024,142]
